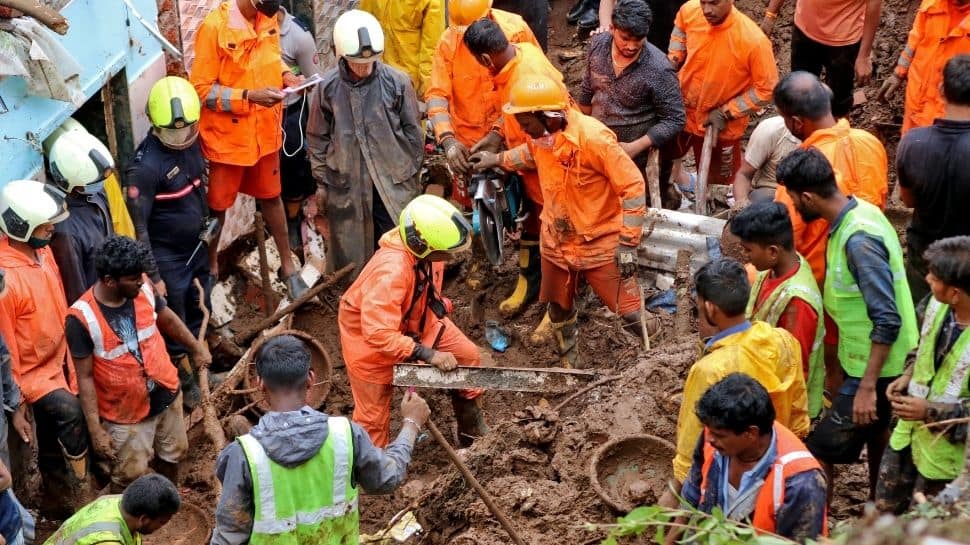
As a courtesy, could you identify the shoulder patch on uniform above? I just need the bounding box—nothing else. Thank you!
[166,166,180,180]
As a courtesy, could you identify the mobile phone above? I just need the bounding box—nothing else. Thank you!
[282,73,322,95]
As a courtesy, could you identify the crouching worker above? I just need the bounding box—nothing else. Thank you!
[44,473,181,545]
[673,373,827,544]
[877,236,970,513]
[212,335,431,545]
[339,195,487,448]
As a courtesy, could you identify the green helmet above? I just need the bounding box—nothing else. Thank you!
[399,195,472,258]
[147,76,200,129]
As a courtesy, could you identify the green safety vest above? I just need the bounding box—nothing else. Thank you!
[238,416,360,545]
[823,199,918,378]
[44,496,139,545]
[746,255,826,418]
[889,299,970,480]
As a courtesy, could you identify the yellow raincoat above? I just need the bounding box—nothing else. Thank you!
[673,321,810,481]
[359,0,446,96]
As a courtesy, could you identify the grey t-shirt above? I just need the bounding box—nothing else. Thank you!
[280,9,321,107]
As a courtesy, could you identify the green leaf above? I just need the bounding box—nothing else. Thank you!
[601,537,618,545]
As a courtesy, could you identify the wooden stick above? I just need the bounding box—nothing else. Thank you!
[638,284,651,352]
[254,212,275,317]
[553,376,622,412]
[695,127,719,216]
[673,249,693,338]
[646,149,662,210]
[194,279,227,452]
[233,263,354,345]
[425,419,527,545]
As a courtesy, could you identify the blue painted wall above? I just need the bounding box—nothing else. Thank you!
[0,0,165,184]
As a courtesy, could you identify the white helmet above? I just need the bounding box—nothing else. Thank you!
[0,180,69,242]
[333,10,384,63]
[47,130,115,195]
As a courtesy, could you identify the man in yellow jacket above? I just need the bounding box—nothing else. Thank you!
[359,0,446,96]
[662,258,810,506]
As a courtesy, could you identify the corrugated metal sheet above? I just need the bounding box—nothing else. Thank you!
[639,209,726,274]
[312,0,358,71]
[177,0,221,72]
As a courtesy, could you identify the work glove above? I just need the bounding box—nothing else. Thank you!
[876,74,903,103]
[442,136,471,177]
[616,244,638,279]
[705,108,729,132]
[470,130,504,155]
[469,151,501,172]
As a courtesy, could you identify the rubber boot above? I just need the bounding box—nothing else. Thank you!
[155,459,180,486]
[452,394,488,448]
[552,313,583,369]
[466,235,487,290]
[176,354,202,410]
[60,442,87,481]
[567,0,593,24]
[60,442,97,509]
[284,199,304,255]
[499,238,541,316]
[529,310,554,346]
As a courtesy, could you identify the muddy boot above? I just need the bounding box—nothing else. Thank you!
[621,310,663,343]
[155,459,180,486]
[176,354,202,410]
[451,395,488,448]
[60,442,96,509]
[552,313,583,369]
[529,310,554,346]
[499,237,541,316]
[466,235,488,290]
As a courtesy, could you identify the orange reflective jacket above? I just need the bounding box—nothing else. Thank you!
[339,230,450,385]
[426,9,539,147]
[68,281,178,424]
[190,2,285,166]
[668,0,778,142]
[0,239,76,403]
[359,0,446,96]
[698,423,826,536]
[502,109,646,270]
[492,43,570,205]
[893,0,970,133]
[775,120,888,285]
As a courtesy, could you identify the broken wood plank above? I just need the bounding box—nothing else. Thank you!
[393,364,598,394]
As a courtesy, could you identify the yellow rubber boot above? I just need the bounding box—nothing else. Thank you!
[529,310,554,346]
[499,238,541,316]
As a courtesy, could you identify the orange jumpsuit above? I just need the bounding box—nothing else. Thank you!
[338,230,481,446]
[894,0,970,133]
[426,9,538,147]
[0,239,76,403]
[502,109,647,314]
[190,2,287,210]
[668,0,778,183]
[775,119,888,284]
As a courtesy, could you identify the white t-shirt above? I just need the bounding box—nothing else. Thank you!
[744,116,801,190]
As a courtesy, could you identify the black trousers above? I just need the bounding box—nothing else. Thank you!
[33,388,87,469]
[790,25,862,118]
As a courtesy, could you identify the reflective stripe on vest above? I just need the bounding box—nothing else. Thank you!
[238,418,357,535]
[770,450,814,513]
[45,496,135,545]
[71,283,157,360]
[53,522,124,545]
[908,299,970,403]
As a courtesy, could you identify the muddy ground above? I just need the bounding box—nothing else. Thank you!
[28,0,920,542]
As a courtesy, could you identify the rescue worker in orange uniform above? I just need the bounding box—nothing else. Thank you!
[338,195,487,448]
[673,374,827,543]
[461,17,570,321]
[877,0,970,133]
[358,0,446,96]
[772,71,888,285]
[426,0,538,206]
[0,180,90,517]
[667,0,778,190]
[68,236,211,492]
[471,74,657,369]
[189,0,307,297]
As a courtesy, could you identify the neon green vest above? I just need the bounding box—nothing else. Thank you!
[238,416,360,545]
[823,199,918,378]
[889,299,970,480]
[44,496,139,545]
[746,255,826,418]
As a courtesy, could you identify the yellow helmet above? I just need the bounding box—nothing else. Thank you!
[502,73,569,115]
[147,76,200,129]
[399,195,472,259]
[448,0,492,28]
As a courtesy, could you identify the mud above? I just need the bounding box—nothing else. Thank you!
[143,501,211,545]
